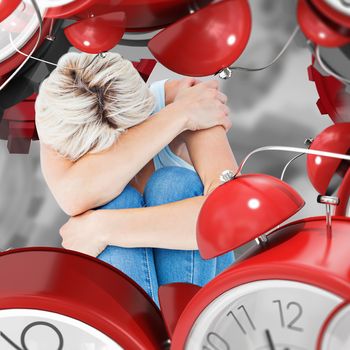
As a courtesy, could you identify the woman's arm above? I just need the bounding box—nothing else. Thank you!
[59,125,238,255]
[41,107,188,217]
[41,79,229,217]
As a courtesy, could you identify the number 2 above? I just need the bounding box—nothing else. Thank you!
[273,300,303,332]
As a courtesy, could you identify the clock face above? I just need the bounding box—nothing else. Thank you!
[319,303,350,350]
[324,0,350,15]
[0,309,122,350]
[185,280,342,350]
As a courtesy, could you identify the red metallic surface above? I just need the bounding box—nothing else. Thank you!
[0,19,52,77]
[311,0,350,29]
[316,301,349,350]
[297,0,350,47]
[158,283,201,339]
[132,59,157,82]
[307,62,350,123]
[8,121,35,138]
[0,96,37,153]
[64,12,126,54]
[171,217,350,349]
[197,174,304,259]
[148,0,252,76]
[7,121,36,154]
[335,168,350,216]
[306,123,350,195]
[47,0,212,29]
[3,100,35,122]
[0,247,168,349]
[0,0,21,23]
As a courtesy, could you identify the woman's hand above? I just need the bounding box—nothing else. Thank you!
[168,79,231,132]
[59,211,109,257]
[164,77,200,105]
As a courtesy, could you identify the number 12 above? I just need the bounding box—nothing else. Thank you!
[273,300,304,332]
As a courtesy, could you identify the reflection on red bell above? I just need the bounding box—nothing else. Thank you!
[148,0,252,76]
[0,0,21,23]
[197,174,304,259]
[297,0,350,47]
[307,123,350,195]
[64,12,126,54]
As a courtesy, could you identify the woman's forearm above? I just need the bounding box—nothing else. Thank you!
[57,105,189,215]
[97,196,206,250]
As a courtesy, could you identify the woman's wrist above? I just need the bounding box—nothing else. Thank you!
[92,210,115,247]
[94,209,133,248]
[159,102,190,133]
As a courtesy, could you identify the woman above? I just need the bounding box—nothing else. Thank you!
[35,52,238,306]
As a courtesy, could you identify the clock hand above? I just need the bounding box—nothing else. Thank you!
[0,331,22,350]
[265,329,276,350]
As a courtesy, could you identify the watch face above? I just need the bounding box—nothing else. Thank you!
[324,0,350,15]
[0,309,122,349]
[185,280,342,350]
[319,303,350,350]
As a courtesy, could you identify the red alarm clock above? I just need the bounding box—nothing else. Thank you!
[0,247,168,349]
[158,143,350,350]
[168,216,350,350]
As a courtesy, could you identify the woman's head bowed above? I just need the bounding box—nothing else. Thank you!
[35,52,156,161]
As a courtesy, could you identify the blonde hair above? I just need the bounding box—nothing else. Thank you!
[35,52,156,161]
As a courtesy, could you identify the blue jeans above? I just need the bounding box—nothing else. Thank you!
[96,166,235,306]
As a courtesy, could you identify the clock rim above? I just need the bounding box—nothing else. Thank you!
[0,246,156,305]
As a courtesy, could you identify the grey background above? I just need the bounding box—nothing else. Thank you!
[0,0,335,252]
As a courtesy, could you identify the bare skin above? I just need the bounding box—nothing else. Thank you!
[41,79,230,215]
[41,78,238,256]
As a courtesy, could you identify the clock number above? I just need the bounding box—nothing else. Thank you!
[286,302,304,332]
[203,332,230,350]
[0,321,64,350]
[273,300,304,332]
[227,305,256,335]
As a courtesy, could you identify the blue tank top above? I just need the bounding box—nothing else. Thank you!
[148,79,195,172]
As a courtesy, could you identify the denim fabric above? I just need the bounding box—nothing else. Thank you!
[97,166,235,307]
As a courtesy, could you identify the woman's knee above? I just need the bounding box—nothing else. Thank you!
[144,166,204,206]
[97,184,144,210]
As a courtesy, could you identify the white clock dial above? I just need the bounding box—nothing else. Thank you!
[320,303,350,350]
[324,0,350,16]
[185,280,342,350]
[0,309,123,350]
